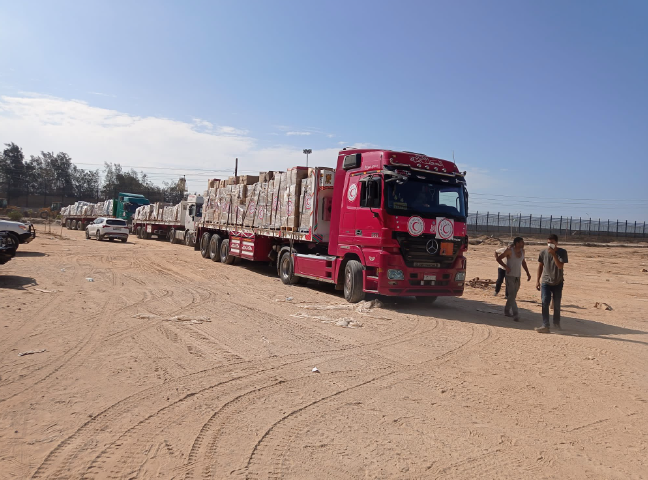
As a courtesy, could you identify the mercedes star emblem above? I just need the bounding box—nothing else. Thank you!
[426,239,439,255]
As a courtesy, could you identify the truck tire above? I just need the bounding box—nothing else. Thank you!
[200,232,212,258]
[219,239,235,265]
[415,296,438,304]
[66,219,71,229]
[71,220,77,230]
[109,238,115,242]
[77,221,84,231]
[209,234,222,262]
[278,250,301,285]
[137,227,143,239]
[184,231,192,247]
[344,260,365,303]
[169,228,176,244]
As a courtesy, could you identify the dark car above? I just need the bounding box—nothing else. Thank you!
[0,232,17,265]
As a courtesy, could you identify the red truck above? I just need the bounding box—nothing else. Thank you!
[194,148,468,303]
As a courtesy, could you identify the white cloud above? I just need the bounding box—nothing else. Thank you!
[286,131,311,136]
[0,94,341,192]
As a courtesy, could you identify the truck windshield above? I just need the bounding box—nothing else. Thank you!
[385,180,466,219]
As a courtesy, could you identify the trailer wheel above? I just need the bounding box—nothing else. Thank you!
[71,220,77,230]
[209,234,222,262]
[415,296,438,304]
[344,260,365,303]
[278,250,302,285]
[77,221,84,231]
[137,227,143,239]
[169,228,176,244]
[66,219,71,229]
[200,232,212,258]
[220,239,236,264]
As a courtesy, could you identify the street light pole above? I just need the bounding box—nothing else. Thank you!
[303,149,312,168]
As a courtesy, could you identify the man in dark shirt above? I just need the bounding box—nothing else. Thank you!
[535,234,568,333]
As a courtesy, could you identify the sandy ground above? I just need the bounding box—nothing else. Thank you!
[1,229,647,479]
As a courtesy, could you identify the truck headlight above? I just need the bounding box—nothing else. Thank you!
[387,269,405,280]
[455,272,466,281]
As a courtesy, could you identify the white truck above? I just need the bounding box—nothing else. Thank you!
[131,195,204,245]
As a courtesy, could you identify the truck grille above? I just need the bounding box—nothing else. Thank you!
[394,233,460,268]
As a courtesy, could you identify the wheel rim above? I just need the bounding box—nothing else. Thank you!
[281,255,290,280]
[345,267,352,292]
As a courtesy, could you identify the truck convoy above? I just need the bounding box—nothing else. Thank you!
[60,193,150,230]
[136,148,469,303]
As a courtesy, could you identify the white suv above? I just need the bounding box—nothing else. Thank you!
[86,218,129,242]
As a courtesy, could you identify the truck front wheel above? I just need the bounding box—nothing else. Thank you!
[169,228,176,244]
[219,239,236,265]
[344,260,365,303]
[209,234,222,262]
[200,232,212,258]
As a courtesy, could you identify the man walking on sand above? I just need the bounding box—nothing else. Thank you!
[496,237,531,322]
[535,234,568,333]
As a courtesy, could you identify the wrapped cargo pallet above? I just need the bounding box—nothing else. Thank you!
[270,172,287,229]
[219,186,233,225]
[243,182,265,228]
[297,167,335,241]
[280,167,309,229]
[233,184,247,226]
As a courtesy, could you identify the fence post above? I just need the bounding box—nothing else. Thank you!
[559,216,562,235]
[529,214,532,234]
[634,221,637,239]
[616,220,619,237]
[539,215,543,234]
[497,212,500,234]
[518,213,522,234]
[588,218,591,236]
[569,216,572,235]
[549,215,553,234]
[486,212,489,233]
[625,220,628,238]
[476,211,479,232]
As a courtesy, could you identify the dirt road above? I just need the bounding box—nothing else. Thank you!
[1,231,647,479]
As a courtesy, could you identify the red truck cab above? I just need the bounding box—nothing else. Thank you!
[292,148,468,302]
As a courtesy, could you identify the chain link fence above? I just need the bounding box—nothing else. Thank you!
[467,212,648,239]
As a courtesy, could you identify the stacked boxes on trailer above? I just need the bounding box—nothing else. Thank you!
[131,195,204,244]
[60,200,114,230]
[60,193,150,231]
[192,148,469,304]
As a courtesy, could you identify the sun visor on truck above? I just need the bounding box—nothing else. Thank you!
[343,153,361,170]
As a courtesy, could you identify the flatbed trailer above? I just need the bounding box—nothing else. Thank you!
[192,149,469,303]
[62,215,115,231]
[132,195,204,245]
[131,219,183,241]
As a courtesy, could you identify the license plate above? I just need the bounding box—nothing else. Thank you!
[424,275,436,281]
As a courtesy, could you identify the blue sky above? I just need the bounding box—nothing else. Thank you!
[1,0,647,220]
